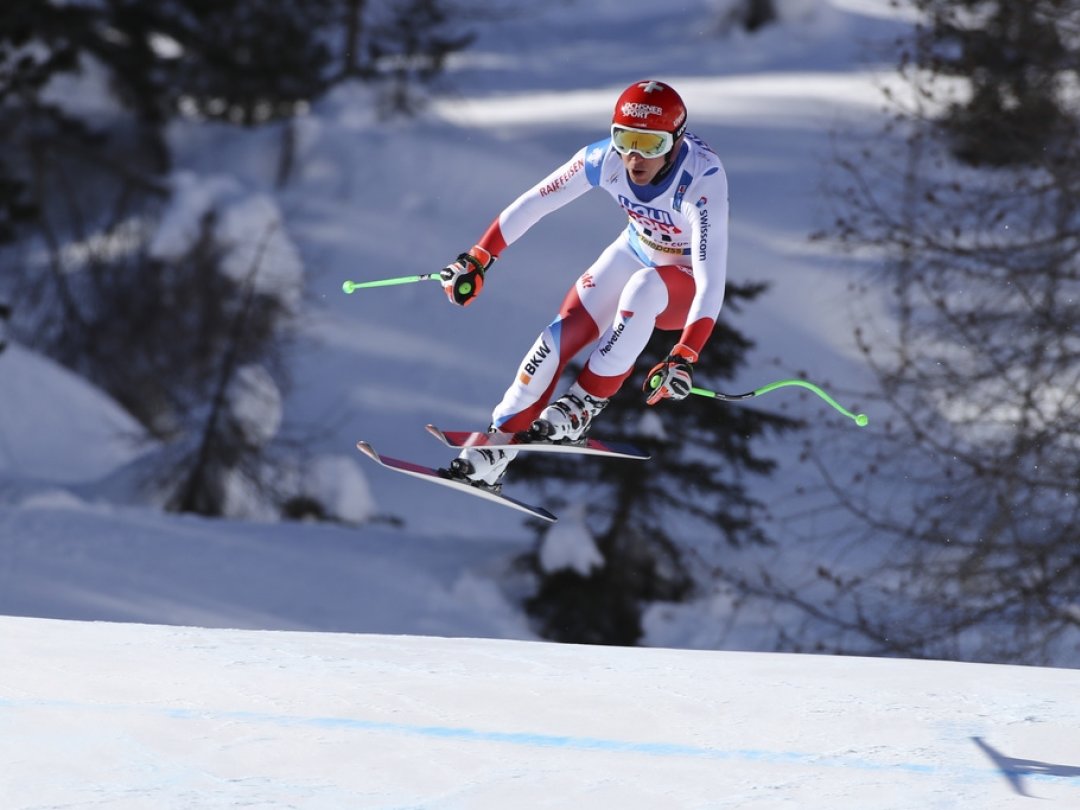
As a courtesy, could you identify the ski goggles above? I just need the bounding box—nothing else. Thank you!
[610,125,675,158]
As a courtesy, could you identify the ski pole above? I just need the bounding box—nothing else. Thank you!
[342,273,441,294]
[674,377,868,427]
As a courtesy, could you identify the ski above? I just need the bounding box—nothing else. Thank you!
[355,441,557,523]
[425,424,650,460]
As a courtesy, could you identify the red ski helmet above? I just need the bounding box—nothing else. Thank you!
[612,80,687,141]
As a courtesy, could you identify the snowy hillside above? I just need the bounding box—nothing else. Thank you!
[0,0,921,644]
[0,344,146,484]
[2,616,1079,809]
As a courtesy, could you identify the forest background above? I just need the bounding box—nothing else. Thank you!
[1,0,1077,668]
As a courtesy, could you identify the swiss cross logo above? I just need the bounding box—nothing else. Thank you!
[638,81,665,94]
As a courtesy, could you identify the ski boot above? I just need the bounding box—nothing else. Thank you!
[531,382,609,443]
[446,432,518,492]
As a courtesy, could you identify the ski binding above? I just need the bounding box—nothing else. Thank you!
[425,424,650,460]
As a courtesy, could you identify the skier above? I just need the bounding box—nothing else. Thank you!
[439,79,729,490]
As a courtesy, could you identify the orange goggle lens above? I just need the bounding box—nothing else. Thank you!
[610,126,673,158]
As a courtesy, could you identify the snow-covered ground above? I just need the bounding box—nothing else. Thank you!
[4,1,1078,805]
[3,616,1079,809]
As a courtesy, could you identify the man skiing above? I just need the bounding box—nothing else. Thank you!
[440,80,729,490]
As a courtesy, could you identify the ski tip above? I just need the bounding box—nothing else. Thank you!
[355,440,379,462]
[424,424,446,442]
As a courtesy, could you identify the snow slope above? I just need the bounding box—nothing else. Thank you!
[0,345,145,484]
[2,616,1078,809]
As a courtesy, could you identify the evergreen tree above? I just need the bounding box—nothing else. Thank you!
[362,0,475,114]
[0,0,476,242]
[1,0,480,519]
[800,0,1080,664]
[0,1,100,238]
[911,0,1077,166]
[335,0,477,114]
[110,0,339,126]
[711,0,779,34]
[514,281,800,646]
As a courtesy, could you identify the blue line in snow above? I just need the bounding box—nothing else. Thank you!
[1,697,1077,788]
